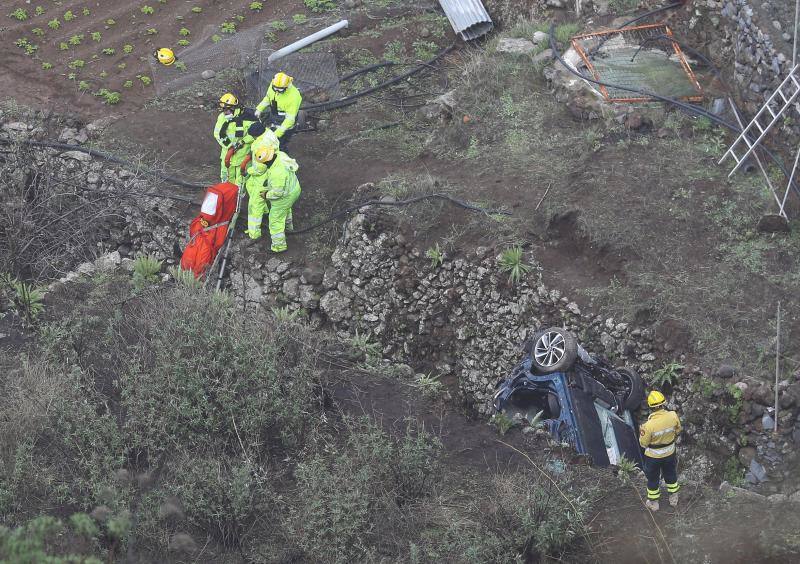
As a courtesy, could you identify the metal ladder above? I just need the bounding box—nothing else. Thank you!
[719,64,800,177]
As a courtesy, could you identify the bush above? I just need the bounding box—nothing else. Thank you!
[132,255,162,288]
[498,246,532,285]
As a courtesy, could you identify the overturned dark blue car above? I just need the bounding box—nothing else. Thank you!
[494,327,645,467]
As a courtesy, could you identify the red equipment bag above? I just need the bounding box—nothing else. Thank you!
[180,181,240,278]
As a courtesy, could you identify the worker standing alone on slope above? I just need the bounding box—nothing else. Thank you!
[639,391,682,512]
[214,92,262,184]
[255,73,302,147]
[244,141,301,253]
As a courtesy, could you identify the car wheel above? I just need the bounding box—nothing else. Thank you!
[529,327,578,374]
[618,368,645,411]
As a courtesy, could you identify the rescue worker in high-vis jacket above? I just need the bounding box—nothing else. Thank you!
[244,142,301,252]
[214,92,263,185]
[639,390,682,512]
[254,72,302,146]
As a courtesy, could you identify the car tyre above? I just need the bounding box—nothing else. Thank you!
[529,327,578,374]
[618,367,645,411]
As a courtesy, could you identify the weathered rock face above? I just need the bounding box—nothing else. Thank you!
[234,211,660,413]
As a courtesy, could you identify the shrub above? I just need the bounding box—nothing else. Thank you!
[425,243,444,268]
[0,273,45,324]
[0,515,101,562]
[650,362,683,388]
[414,372,443,397]
[491,412,515,436]
[498,246,532,285]
[132,255,162,287]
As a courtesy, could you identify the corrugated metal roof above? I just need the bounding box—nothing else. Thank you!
[437,0,493,41]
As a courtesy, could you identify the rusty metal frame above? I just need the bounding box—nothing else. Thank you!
[570,23,704,103]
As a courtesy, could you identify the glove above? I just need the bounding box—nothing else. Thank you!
[224,113,234,121]
[254,109,262,119]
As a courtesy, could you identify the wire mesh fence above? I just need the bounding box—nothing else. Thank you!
[571,24,703,103]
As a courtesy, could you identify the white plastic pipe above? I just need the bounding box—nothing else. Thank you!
[267,20,349,64]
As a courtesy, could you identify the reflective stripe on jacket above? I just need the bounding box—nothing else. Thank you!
[639,409,681,459]
[213,108,258,148]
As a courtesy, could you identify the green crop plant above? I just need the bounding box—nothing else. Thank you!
[191,6,203,13]
[651,362,683,388]
[68,34,83,46]
[221,21,236,34]
[123,44,133,53]
[58,42,68,50]
[63,10,75,22]
[292,13,308,24]
[271,20,288,32]
[35,6,45,16]
[117,62,126,69]
[31,27,44,37]
[48,18,60,29]
[175,60,187,70]
[41,61,53,69]
[82,8,90,16]
[413,40,438,60]
[101,48,116,55]
[68,59,85,69]
[123,80,133,88]
[177,39,189,46]
[141,5,155,15]
[77,80,90,91]
[179,27,190,36]
[95,88,121,105]
[138,75,151,85]
[211,34,222,43]
[99,70,108,78]
[304,0,337,12]
[106,18,116,26]
[235,14,245,22]
[10,8,29,21]
[145,28,157,35]
[250,1,264,10]
[425,243,444,268]
[91,31,101,41]
[616,456,638,480]
[498,246,532,285]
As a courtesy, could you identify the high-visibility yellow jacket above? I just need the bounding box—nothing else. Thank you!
[255,84,302,138]
[639,409,681,459]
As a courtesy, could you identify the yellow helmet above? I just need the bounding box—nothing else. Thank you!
[647,390,666,408]
[253,145,276,164]
[154,48,175,66]
[272,72,292,90]
[219,92,239,110]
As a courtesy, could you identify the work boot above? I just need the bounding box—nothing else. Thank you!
[669,493,679,507]
[645,500,659,512]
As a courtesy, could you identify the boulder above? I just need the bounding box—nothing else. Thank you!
[60,150,92,162]
[319,290,353,323]
[532,31,549,45]
[715,364,736,379]
[737,446,757,466]
[201,70,216,80]
[532,49,554,66]
[496,38,537,56]
[756,214,790,233]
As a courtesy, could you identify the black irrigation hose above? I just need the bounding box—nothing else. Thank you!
[548,26,800,198]
[301,44,456,112]
[286,193,510,236]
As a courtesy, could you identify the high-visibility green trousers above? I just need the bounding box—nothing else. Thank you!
[266,184,300,252]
